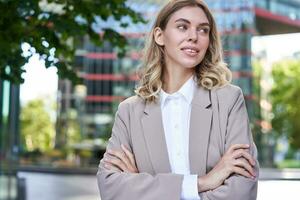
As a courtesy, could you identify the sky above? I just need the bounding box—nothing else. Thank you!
[19,33,300,104]
[20,54,58,105]
[252,32,300,63]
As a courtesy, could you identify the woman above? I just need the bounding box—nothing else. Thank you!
[97,0,259,199]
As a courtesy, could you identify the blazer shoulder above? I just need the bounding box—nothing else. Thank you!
[215,83,242,95]
[212,83,244,108]
[117,95,145,114]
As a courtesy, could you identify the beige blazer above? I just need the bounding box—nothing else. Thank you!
[97,84,259,200]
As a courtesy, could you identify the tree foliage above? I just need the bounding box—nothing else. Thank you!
[271,59,300,150]
[20,99,55,152]
[0,0,145,84]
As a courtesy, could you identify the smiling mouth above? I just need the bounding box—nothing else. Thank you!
[181,47,199,56]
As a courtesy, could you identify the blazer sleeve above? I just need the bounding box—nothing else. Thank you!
[97,102,184,200]
[200,88,259,200]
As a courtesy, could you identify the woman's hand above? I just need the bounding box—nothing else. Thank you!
[103,144,139,173]
[198,144,256,192]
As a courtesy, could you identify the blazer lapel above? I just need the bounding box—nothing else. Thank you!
[141,100,171,173]
[189,87,212,176]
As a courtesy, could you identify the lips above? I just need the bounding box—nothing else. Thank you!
[181,46,200,56]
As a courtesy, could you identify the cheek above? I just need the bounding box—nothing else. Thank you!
[199,39,210,58]
[203,37,210,49]
[201,39,210,55]
[165,31,185,45]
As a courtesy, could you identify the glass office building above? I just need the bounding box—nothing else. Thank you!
[207,0,256,119]
[256,0,300,21]
[56,3,156,141]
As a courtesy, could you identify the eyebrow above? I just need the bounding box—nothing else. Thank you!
[174,18,210,27]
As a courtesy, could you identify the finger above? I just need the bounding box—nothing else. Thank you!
[104,157,128,172]
[103,162,111,170]
[233,158,256,177]
[103,162,121,171]
[228,144,250,152]
[232,149,256,166]
[233,166,254,179]
[103,158,123,171]
[121,144,136,166]
[121,145,138,173]
[107,149,132,169]
[106,148,138,173]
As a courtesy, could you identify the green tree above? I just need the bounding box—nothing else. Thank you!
[0,0,145,84]
[252,58,277,167]
[55,108,81,148]
[20,99,55,152]
[271,59,300,150]
[252,60,264,160]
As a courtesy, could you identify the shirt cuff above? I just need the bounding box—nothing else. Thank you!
[181,174,201,200]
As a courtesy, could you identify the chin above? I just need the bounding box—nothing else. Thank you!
[180,61,201,69]
[181,56,203,65]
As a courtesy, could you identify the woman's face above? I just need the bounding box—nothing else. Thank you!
[155,6,210,71]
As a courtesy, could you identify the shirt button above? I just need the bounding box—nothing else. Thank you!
[174,124,179,129]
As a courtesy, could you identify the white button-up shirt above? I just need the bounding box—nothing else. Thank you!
[160,76,200,200]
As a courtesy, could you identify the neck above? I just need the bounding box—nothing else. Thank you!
[162,68,194,94]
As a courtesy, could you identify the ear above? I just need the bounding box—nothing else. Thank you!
[153,27,164,46]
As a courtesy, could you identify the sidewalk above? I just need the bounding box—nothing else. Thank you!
[18,170,300,200]
[258,180,300,200]
[18,172,99,200]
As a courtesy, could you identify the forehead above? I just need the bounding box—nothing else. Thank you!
[168,6,209,24]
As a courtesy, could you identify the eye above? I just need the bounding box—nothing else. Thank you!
[197,27,210,34]
[177,24,187,31]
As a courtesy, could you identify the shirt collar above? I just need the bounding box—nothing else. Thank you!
[160,75,196,107]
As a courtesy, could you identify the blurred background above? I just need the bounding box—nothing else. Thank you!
[1,0,300,199]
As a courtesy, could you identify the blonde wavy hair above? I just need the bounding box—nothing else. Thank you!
[135,0,232,102]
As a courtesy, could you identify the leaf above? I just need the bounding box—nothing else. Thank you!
[0,0,146,84]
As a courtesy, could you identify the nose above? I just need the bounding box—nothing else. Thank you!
[188,28,198,42]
